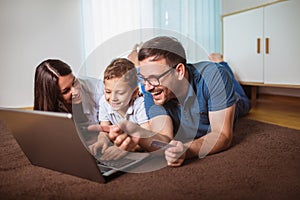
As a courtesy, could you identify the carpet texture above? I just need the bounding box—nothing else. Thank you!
[0,118,300,200]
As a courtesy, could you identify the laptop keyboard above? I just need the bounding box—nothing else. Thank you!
[97,157,136,169]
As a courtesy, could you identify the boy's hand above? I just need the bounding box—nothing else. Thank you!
[89,133,110,155]
[107,124,123,141]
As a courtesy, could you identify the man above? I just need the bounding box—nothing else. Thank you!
[100,36,249,166]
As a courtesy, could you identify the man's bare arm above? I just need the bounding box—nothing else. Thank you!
[185,104,235,159]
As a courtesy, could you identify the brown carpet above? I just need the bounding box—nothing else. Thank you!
[0,118,300,200]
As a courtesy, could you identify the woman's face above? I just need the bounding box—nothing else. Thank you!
[58,73,82,104]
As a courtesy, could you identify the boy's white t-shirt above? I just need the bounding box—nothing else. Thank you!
[98,95,148,125]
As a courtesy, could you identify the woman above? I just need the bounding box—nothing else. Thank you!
[34,59,103,125]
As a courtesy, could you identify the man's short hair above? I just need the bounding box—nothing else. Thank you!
[138,36,187,67]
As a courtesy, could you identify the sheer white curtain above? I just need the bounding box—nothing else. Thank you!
[80,0,222,76]
[153,0,222,58]
[81,0,153,60]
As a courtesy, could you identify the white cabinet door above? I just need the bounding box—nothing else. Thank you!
[264,0,300,85]
[223,8,264,83]
[223,0,300,85]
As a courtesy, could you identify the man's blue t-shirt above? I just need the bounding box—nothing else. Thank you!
[218,61,251,117]
[144,61,237,142]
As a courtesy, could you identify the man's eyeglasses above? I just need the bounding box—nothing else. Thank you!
[137,64,178,87]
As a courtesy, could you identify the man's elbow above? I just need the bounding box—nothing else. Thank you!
[222,132,233,150]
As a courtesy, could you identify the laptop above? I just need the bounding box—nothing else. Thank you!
[0,107,149,183]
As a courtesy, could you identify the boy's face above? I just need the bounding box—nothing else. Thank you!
[104,77,137,115]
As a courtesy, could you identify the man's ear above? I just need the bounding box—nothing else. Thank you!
[176,63,186,80]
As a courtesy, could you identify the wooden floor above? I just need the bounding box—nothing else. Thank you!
[17,94,300,130]
[245,94,300,130]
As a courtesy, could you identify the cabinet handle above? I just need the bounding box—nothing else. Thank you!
[265,38,270,54]
[257,38,261,54]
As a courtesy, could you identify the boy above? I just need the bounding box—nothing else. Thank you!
[89,58,149,160]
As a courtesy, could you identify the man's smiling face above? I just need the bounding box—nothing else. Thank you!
[139,56,177,106]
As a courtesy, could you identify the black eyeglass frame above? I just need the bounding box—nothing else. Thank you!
[137,64,178,87]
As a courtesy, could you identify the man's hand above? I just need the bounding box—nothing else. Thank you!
[108,123,140,151]
[164,140,186,167]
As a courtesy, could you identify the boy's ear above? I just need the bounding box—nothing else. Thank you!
[131,87,139,98]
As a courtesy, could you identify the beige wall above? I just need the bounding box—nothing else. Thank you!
[0,0,83,107]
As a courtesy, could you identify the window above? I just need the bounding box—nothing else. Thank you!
[81,0,222,76]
